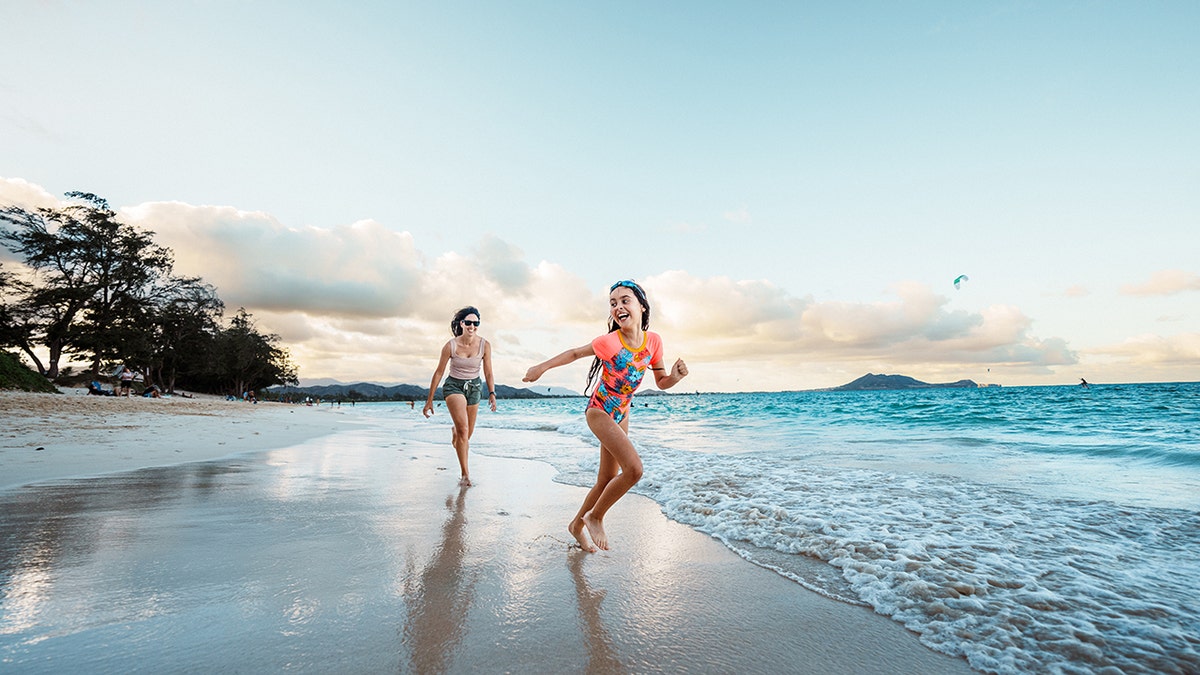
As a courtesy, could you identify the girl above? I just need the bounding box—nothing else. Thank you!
[524,280,688,552]
[424,306,497,486]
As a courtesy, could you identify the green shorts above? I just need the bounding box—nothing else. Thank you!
[443,376,483,406]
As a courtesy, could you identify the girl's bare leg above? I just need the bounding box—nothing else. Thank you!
[569,448,619,552]
[578,409,643,551]
[445,394,473,486]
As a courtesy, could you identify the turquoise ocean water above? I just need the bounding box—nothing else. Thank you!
[374,382,1199,674]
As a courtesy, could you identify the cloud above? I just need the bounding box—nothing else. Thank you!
[122,202,426,318]
[1090,333,1200,367]
[722,206,751,224]
[666,220,707,234]
[1120,269,1200,296]
[1064,285,1090,298]
[0,178,1088,389]
[0,177,60,211]
[643,274,1076,382]
[473,234,531,292]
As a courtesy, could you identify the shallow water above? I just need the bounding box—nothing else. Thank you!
[405,382,1200,673]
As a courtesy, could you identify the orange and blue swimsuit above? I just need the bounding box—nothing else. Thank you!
[587,330,663,424]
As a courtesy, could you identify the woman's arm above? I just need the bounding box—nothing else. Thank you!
[523,344,594,383]
[423,342,452,417]
[483,339,497,412]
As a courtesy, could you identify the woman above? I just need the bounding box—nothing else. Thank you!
[423,306,496,486]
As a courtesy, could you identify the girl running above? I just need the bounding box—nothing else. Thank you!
[523,280,688,551]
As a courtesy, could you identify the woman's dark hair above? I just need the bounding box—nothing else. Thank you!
[450,306,480,336]
[585,280,650,395]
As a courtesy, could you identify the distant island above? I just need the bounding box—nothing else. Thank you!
[264,381,579,402]
[263,372,983,401]
[828,373,979,391]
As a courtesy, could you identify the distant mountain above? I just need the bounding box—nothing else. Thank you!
[830,373,978,391]
[266,382,550,401]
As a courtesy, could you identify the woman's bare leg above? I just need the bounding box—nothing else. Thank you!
[445,394,473,486]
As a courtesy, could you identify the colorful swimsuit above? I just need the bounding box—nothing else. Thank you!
[587,330,663,424]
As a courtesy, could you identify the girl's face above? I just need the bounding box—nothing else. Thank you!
[609,287,644,330]
[460,314,480,336]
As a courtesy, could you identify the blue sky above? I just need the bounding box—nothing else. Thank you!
[3,1,1198,391]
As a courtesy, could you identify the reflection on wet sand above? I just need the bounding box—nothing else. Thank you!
[0,464,251,638]
[569,553,625,675]
[401,487,475,674]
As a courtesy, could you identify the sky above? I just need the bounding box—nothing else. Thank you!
[2,1,1198,393]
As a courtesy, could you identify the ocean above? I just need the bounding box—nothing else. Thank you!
[376,382,1200,674]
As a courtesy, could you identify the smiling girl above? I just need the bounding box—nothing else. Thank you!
[523,280,688,552]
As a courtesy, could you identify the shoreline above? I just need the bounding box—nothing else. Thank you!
[0,389,347,491]
[0,390,973,673]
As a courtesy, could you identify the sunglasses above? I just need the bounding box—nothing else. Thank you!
[461,320,480,327]
[610,279,641,292]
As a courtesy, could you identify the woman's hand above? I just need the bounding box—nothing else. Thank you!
[422,401,435,418]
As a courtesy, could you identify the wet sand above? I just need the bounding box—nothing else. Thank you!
[0,393,972,673]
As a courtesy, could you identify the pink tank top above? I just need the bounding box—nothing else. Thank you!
[447,339,484,379]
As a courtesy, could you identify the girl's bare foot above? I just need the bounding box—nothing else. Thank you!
[569,518,597,553]
[582,511,608,551]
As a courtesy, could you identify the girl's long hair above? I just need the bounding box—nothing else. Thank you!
[450,306,480,336]
[584,281,651,395]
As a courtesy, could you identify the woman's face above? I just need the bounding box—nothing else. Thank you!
[609,287,643,330]
[460,313,480,336]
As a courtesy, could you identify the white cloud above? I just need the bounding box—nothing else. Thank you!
[0,179,1129,390]
[123,202,427,319]
[722,206,751,224]
[1120,269,1200,296]
[0,177,59,211]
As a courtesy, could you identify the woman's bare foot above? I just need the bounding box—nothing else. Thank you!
[569,518,597,553]
[582,511,608,551]
[459,475,472,487]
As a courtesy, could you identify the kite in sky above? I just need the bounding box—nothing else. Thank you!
[953,274,969,290]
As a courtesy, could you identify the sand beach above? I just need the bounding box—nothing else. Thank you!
[0,390,972,673]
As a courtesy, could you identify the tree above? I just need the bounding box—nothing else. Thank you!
[145,277,224,393]
[0,192,176,378]
[212,308,298,395]
[0,262,19,341]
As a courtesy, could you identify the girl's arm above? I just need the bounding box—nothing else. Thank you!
[423,342,452,417]
[523,344,594,383]
[482,339,497,412]
[652,357,689,390]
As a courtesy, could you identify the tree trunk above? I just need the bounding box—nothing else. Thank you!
[18,344,46,376]
[46,341,64,379]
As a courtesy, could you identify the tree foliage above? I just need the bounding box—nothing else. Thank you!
[0,192,298,394]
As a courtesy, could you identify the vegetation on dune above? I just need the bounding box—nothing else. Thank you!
[0,350,59,393]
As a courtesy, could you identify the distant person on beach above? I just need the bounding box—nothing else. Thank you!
[423,306,496,487]
[118,366,134,397]
[1080,378,1090,388]
[523,280,688,553]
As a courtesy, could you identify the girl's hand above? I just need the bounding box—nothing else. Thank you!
[672,358,688,379]
[523,366,543,383]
